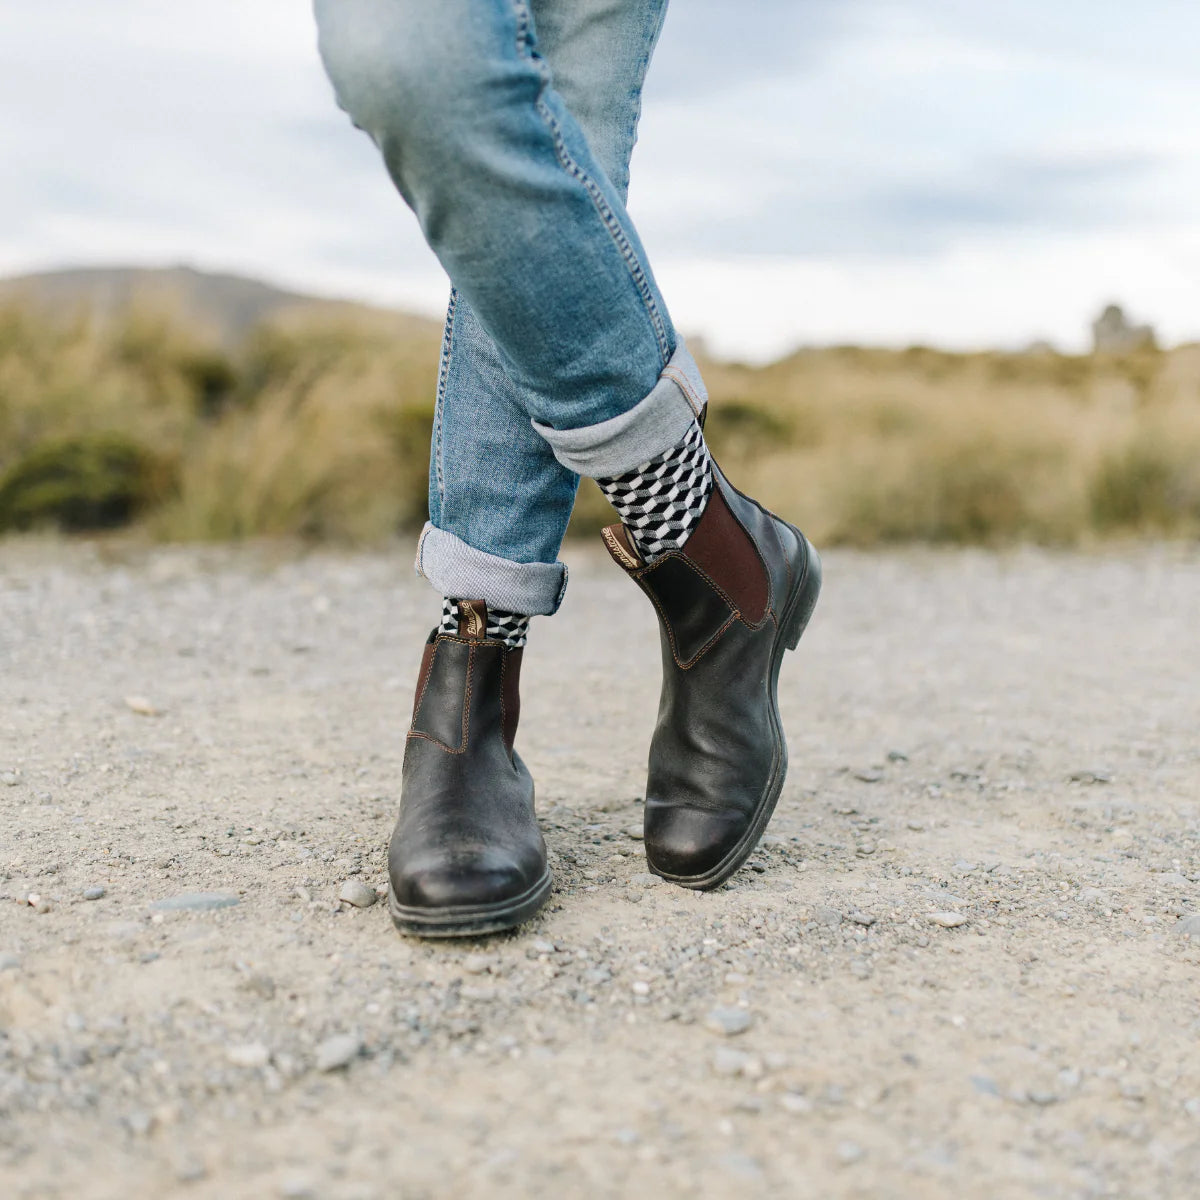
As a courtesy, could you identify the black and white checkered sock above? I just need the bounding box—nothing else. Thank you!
[440,598,531,649]
[598,417,714,561]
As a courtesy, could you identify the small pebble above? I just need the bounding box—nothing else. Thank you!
[927,911,967,928]
[462,954,492,975]
[0,953,20,971]
[124,695,162,717]
[711,1047,751,1077]
[836,1140,865,1166]
[1,772,18,787]
[531,939,556,954]
[278,1174,317,1200]
[1069,767,1112,784]
[227,1043,270,1069]
[815,907,842,928]
[848,911,876,927]
[704,1006,752,1037]
[1175,914,1200,937]
[338,880,377,908]
[628,873,662,889]
[151,892,239,912]
[315,1033,362,1072]
[83,886,106,901]
[125,1110,155,1136]
[780,1092,813,1115]
[631,980,650,996]
[173,1156,207,1184]
[853,769,883,784]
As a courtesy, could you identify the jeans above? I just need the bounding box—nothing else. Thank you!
[314,0,707,614]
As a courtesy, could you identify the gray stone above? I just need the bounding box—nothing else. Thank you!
[226,1042,270,1069]
[704,1006,752,1037]
[150,892,240,912]
[1157,872,1191,887]
[848,911,876,927]
[628,873,662,888]
[927,911,967,928]
[338,880,377,908]
[1069,767,1113,785]
[83,886,106,901]
[125,1110,155,1136]
[1175,914,1200,937]
[836,1140,865,1165]
[315,1032,362,1072]
[0,953,20,971]
[173,1156,208,1184]
[711,1047,752,1077]
[1,772,19,787]
[815,906,843,928]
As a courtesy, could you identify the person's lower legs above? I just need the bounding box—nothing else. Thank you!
[398,0,682,639]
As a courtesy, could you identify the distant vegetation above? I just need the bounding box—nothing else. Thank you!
[1,275,1199,546]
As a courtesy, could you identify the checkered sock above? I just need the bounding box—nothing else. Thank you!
[598,417,714,561]
[440,598,531,649]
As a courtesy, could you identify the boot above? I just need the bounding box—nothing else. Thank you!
[601,463,821,889]
[387,599,552,936]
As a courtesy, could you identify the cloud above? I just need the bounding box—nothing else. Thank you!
[0,0,1197,351]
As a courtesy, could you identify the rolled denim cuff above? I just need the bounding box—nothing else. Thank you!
[531,340,708,478]
[415,523,569,615]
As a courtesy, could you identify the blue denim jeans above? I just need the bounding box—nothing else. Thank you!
[314,0,707,614]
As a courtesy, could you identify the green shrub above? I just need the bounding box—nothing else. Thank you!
[830,435,1076,546]
[1090,435,1200,532]
[0,434,174,532]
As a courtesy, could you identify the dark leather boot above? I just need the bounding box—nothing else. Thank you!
[601,463,821,889]
[387,599,552,936]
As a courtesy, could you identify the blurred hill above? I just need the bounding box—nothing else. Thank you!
[0,265,441,348]
[0,267,1198,545]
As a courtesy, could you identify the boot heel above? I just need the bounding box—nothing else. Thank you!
[782,537,822,651]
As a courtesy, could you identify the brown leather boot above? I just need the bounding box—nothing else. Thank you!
[601,464,821,889]
[387,600,552,936]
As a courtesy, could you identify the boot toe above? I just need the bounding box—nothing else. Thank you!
[643,802,745,882]
[391,846,532,911]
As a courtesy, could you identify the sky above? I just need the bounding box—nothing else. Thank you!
[1,0,1198,359]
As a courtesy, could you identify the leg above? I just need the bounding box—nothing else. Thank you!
[419,0,674,622]
[314,0,703,448]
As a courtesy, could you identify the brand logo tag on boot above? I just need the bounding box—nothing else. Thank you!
[458,599,486,639]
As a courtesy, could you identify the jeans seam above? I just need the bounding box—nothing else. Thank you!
[513,0,671,367]
[434,289,459,506]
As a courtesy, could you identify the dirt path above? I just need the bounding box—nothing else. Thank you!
[2,539,1199,1199]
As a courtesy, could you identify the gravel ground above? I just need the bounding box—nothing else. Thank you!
[2,537,1200,1199]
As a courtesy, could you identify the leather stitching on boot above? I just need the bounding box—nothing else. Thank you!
[408,643,474,754]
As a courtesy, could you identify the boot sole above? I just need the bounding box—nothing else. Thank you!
[387,868,553,939]
[650,528,822,890]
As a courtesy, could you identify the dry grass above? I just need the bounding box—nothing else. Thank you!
[2,300,1199,546]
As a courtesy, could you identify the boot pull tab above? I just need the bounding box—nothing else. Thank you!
[457,599,488,639]
[600,524,643,573]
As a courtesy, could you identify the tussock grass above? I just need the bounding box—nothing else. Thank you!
[1,298,1198,545]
